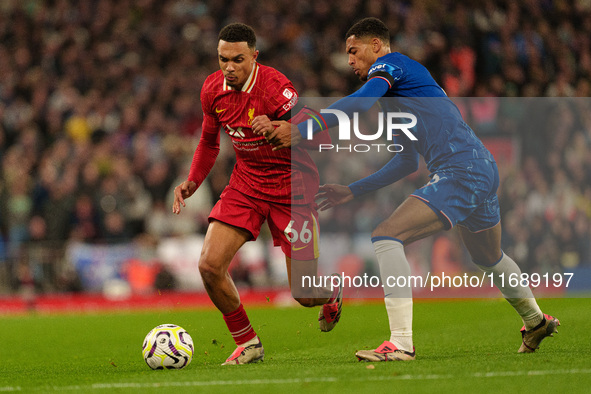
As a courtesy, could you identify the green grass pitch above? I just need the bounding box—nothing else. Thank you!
[0,298,589,393]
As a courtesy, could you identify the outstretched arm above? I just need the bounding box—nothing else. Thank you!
[315,184,354,211]
[315,146,419,211]
[257,77,390,150]
[172,113,220,214]
[172,180,198,214]
[348,143,419,197]
[252,105,331,151]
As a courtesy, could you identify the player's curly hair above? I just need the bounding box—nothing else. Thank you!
[345,17,390,45]
[218,23,256,49]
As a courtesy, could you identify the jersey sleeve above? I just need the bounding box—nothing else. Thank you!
[296,77,390,138]
[348,140,419,197]
[187,91,221,186]
[266,72,299,120]
[367,62,403,89]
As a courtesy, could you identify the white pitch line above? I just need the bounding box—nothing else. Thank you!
[5,368,591,392]
[57,378,337,391]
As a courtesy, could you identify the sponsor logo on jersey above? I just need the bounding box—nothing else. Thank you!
[368,62,400,77]
[215,107,226,113]
[233,139,264,152]
[283,88,294,99]
[282,91,298,112]
[368,63,386,74]
[225,125,245,138]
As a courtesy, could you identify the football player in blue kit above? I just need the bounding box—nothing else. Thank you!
[252,17,559,361]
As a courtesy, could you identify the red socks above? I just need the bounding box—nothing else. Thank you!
[223,304,256,345]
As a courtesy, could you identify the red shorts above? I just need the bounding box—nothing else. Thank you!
[209,186,320,261]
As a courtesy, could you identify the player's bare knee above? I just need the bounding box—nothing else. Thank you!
[198,258,225,284]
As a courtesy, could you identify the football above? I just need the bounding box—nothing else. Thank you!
[142,324,194,369]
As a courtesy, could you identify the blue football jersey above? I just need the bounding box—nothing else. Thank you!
[367,52,494,172]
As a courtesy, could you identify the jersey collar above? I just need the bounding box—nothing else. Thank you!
[222,62,259,93]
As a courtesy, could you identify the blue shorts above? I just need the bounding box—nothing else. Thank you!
[410,159,500,232]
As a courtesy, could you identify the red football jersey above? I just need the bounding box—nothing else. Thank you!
[188,62,319,205]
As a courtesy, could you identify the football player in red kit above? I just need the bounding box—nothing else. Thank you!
[172,23,342,365]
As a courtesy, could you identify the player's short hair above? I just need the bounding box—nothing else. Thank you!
[218,23,256,49]
[345,17,390,45]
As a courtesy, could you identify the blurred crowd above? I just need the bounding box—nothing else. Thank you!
[0,0,590,294]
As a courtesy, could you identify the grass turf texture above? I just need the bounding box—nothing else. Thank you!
[0,298,589,393]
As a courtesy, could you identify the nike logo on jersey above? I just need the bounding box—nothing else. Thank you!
[292,245,308,252]
[215,107,226,113]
